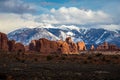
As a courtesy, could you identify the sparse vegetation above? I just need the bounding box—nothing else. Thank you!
[46,55,53,61]
[0,51,120,80]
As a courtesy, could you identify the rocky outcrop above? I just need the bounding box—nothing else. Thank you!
[0,32,25,53]
[8,40,15,51]
[77,42,86,51]
[65,37,78,54]
[97,42,119,51]
[36,38,59,54]
[29,40,37,51]
[57,40,70,54]
[12,43,25,53]
[0,32,9,51]
[29,37,85,54]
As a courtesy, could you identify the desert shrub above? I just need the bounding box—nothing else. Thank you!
[83,60,88,64]
[15,57,25,63]
[95,53,102,57]
[46,55,53,61]
[112,56,119,59]
[101,56,106,61]
[54,54,59,58]
[34,58,38,62]
[62,54,68,57]
[87,55,92,60]
[61,56,66,60]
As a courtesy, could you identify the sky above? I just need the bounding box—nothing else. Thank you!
[0,0,120,33]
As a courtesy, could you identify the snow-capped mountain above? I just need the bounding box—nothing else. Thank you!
[7,24,120,48]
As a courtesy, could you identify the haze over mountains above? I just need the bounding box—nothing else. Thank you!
[8,24,120,48]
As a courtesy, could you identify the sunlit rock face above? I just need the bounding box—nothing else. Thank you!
[57,40,70,54]
[65,37,78,54]
[0,32,9,51]
[77,41,86,51]
[29,37,85,54]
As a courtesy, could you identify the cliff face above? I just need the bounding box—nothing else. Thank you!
[0,32,25,53]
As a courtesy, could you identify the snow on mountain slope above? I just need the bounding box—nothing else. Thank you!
[7,25,120,48]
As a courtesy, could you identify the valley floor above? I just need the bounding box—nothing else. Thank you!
[0,51,120,80]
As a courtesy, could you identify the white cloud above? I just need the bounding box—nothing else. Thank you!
[0,7,118,33]
[36,7,113,24]
[0,13,41,33]
[96,24,120,31]
[0,0,36,14]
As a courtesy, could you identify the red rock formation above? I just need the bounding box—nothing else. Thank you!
[0,32,25,53]
[97,42,119,51]
[65,37,78,54]
[108,44,119,51]
[97,42,109,51]
[12,43,25,53]
[8,40,15,51]
[77,41,86,51]
[65,37,72,44]
[57,40,70,54]
[29,40,37,51]
[0,32,8,51]
[29,37,80,54]
[34,38,59,54]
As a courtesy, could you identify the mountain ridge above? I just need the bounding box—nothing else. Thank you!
[7,25,120,48]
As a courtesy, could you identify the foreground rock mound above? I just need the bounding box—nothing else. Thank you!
[0,32,25,53]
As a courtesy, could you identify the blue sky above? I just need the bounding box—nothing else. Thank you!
[0,0,120,33]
